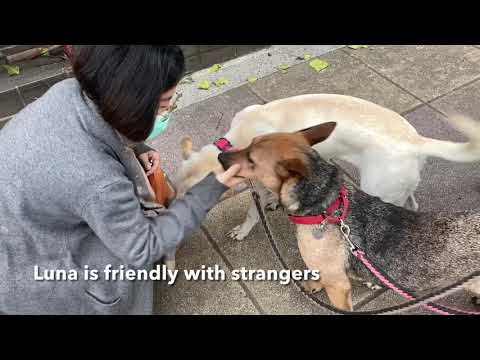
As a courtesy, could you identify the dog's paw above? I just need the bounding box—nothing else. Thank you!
[265,200,280,212]
[264,192,280,212]
[228,225,249,241]
[363,282,382,291]
[302,280,324,294]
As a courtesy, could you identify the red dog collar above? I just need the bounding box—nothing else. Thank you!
[214,138,233,152]
[288,186,350,225]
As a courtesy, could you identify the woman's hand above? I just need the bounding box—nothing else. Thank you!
[138,151,161,176]
[215,164,245,188]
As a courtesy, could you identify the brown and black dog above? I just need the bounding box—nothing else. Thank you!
[218,123,480,311]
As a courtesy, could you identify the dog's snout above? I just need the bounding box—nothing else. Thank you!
[218,152,231,170]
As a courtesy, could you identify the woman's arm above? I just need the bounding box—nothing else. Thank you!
[81,173,228,270]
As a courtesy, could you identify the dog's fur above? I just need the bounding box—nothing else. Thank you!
[176,94,480,241]
[217,123,480,311]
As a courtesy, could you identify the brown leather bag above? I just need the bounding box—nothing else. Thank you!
[147,163,176,208]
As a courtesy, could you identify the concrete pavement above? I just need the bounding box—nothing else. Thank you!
[150,45,480,315]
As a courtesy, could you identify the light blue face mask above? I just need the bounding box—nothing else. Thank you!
[147,113,171,140]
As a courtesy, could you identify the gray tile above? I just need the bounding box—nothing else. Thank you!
[201,45,227,53]
[0,89,23,118]
[429,78,480,118]
[405,106,480,212]
[356,290,432,315]
[249,49,420,114]
[153,230,258,315]
[203,191,329,314]
[147,86,262,177]
[185,55,202,74]
[42,72,70,88]
[346,45,480,102]
[276,45,344,58]
[0,59,66,93]
[180,45,200,58]
[19,82,49,105]
[235,45,270,57]
[199,46,236,69]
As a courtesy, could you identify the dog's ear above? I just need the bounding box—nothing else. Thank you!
[181,137,193,160]
[299,122,337,146]
[275,158,309,180]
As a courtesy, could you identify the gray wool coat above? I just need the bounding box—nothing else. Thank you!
[0,78,227,315]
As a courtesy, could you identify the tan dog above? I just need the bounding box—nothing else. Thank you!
[217,123,480,311]
[176,94,480,242]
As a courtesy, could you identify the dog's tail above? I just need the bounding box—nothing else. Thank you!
[419,114,480,162]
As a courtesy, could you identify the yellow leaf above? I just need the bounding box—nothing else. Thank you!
[247,77,258,83]
[40,48,50,56]
[304,53,313,60]
[277,64,290,73]
[2,65,20,76]
[197,80,210,90]
[348,45,369,49]
[214,77,230,87]
[309,58,330,72]
[209,64,222,73]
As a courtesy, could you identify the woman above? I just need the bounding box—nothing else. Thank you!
[0,45,242,315]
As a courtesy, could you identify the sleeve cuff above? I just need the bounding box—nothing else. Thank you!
[187,173,229,210]
[132,143,155,157]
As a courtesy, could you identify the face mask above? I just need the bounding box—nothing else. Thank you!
[147,113,171,140]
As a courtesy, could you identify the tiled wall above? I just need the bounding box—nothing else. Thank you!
[0,45,269,128]
[181,45,269,73]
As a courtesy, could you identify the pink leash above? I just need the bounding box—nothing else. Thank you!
[353,250,480,315]
[353,250,449,315]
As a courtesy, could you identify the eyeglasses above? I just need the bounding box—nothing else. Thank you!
[165,92,183,114]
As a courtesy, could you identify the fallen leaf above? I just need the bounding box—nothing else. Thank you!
[209,64,222,73]
[197,80,210,90]
[348,45,369,49]
[296,53,313,61]
[247,76,258,83]
[309,58,330,72]
[2,65,20,76]
[214,77,230,87]
[277,64,290,74]
[40,48,50,56]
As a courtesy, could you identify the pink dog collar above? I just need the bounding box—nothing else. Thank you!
[214,138,233,152]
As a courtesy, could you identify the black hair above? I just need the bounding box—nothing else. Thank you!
[72,45,185,142]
